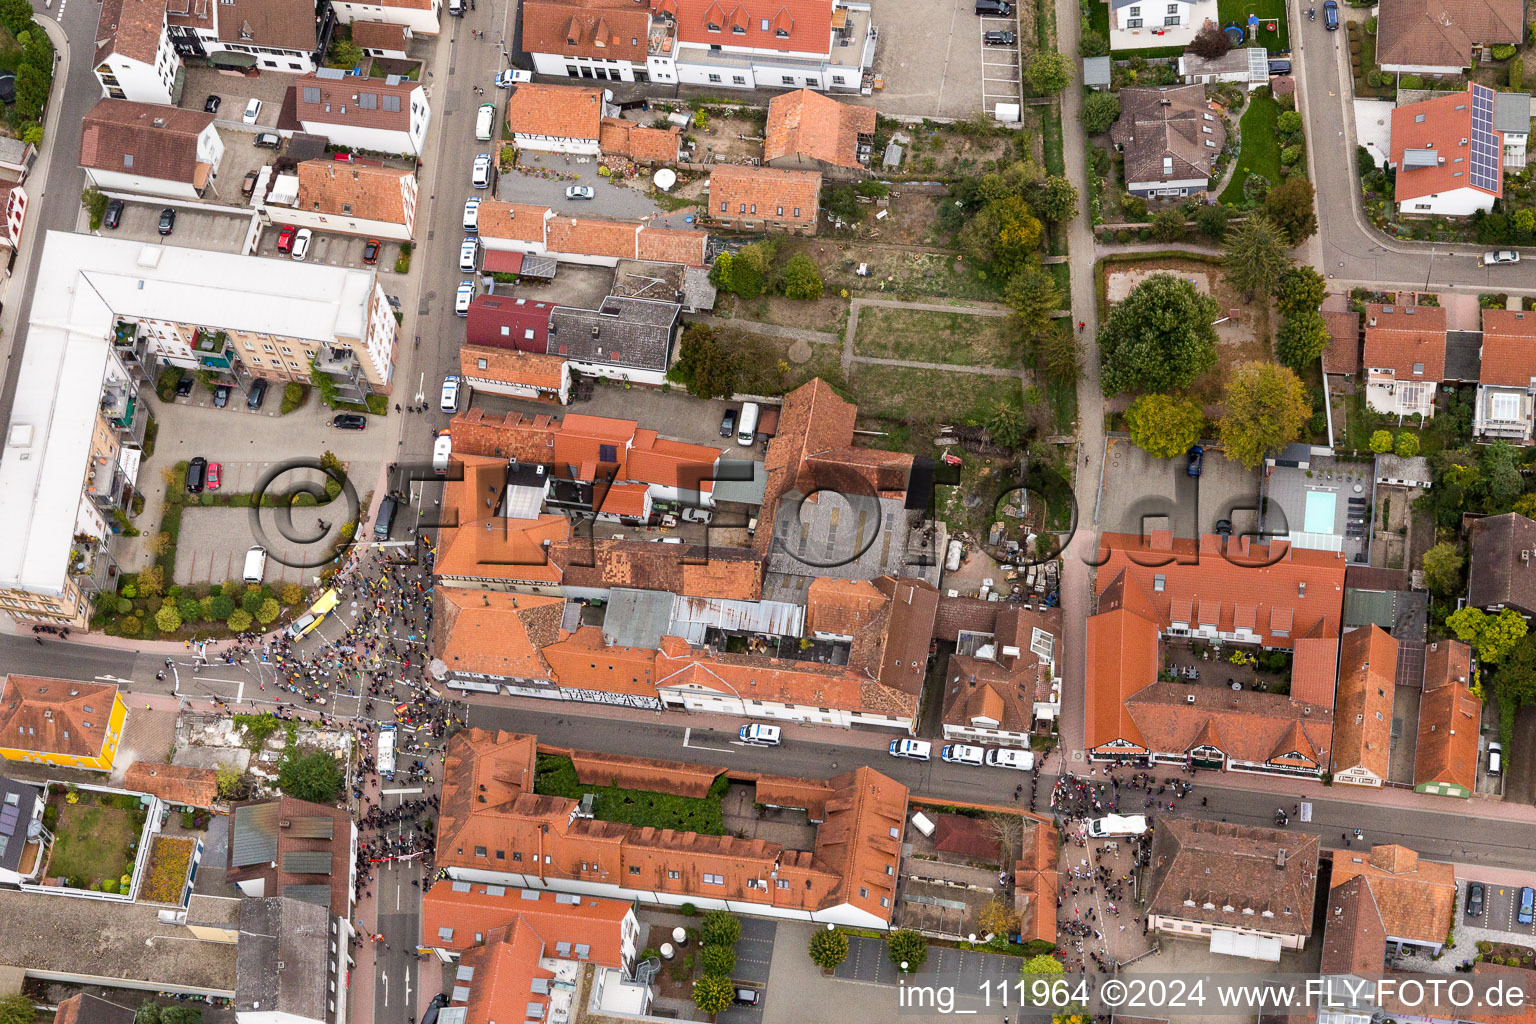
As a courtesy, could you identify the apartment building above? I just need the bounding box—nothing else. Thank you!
[164,0,336,74]
[93,0,183,104]
[329,0,442,35]
[295,70,431,157]
[264,159,419,242]
[79,101,224,201]
[0,677,129,770]
[707,164,823,233]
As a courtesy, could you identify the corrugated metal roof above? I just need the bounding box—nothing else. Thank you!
[285,816,336,839]
[281,883,333,907]
[281,850,334,875]
[231,802,280,867]
[601,588,676,648]
[711,456,767,505]
[668,593,805,643]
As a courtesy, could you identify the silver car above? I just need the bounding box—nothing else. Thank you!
[1481,249,1521,266]
[565,185,595,200]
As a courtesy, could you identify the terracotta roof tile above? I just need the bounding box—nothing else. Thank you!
[1084,604,1158,753]
[763,89,877,171]
[1377,0,1523,70]
[123,761,219,807]
[421,883,632,962]
[460,343,567,394]
[1320,875,1387,976]
[636,225,708,266]
[435,454,570,584]
[546,215,641,259]
[1390,86,1502,201]
[625,435,722,491]
[1363,303,1448,379]
[506,84,604,142]
[708,164,822,228]
[217,0,320,51]
[433,587,565,681]
[448,409,559,461]
[670,0,833,51]
[1415,639,1479,793]
[94,0,165,64]
[1479,309,1536,386]
[806,578,888,636]
[1123,682,1333,768]
[352,21,409,50]
[521,0,651,63]
[1322,310,1362,375]
[1330,844,1457,944]
[600,117,681,165]
[0,676,119,758]
[1110,85,1226,185]
[542,625,659,697]
[1145,819,1320,938]
[80,101,216,185]
[475,201,551,243]
[1330,626,1397,782]
[295,73,419,133]
[296,159,415,228]
[466,295,555,351]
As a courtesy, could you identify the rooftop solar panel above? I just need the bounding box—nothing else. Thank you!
[0,806,18,836]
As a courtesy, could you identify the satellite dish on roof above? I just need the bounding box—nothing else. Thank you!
[654,168,677,191]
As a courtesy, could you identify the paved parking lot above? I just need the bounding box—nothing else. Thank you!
[252,224,402,272]
[103,201,255,254]
[862,0,1016,117]
[1460,879,1536,941]
[183,65,292,130]
[497,152,664,219]
[717,917,775,1024]
[978,16,1023,114]
[1099,436,1262,540]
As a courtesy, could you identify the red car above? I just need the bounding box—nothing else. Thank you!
[276,225,296,253]
[362,239,381,265]
[206,462,222,490]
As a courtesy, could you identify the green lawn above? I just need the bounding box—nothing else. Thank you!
[853,308,1020,367]
[46,796,145,890]
[1217,0,1290,51]
[1040,107,1066,177]
[1218,93,1281,204]
[534,755,727,835]
[850,364,1024,424]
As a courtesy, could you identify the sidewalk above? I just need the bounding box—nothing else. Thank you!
[1189,765,1536,823]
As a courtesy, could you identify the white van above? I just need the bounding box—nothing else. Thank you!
[889,738,932,761]
[463,197,481,234]
[474,103,496,142]
[736,402,760,446]
[441,374,463,413]
[242,545,267,583]
[433,430,453,474]
[456,280,475,316]
[448,0,463,13]
[940,743,985,766]
[738,724,781,746]
[459,237,480,272]
[986,747,1034,771]
[1088,814,1148,838]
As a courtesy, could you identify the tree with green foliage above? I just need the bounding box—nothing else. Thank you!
[1032,176,1080,222]
[1448,607,1529,664]
[959,195,1043,278]
[887,929,928,972]
[700,944,737,977]
[708,242,776,299]
[1395,432,1419,457]
[1482,441,1525,508]
[667,325,740,399]
[82,188,109,230]
[135,1005,202,1024]
[211,594,236,619]
[1263,177,1319,244]
[1195,204,1232,242]
[1125,394,1205,459]
[1276,266,1327,319]
[1150,208,1186,242]
[1004,266,1064,364]
[14,63,48,122]
[242,589,265,615]
[1036,326,1082,384]
[809,927,850,969]
[1020,954,1065,1004]
[0,994,35,1024]
[0,0,34,35]
[1080,90,1120,133]
[1222,214,1293,297]
[326,38,364,69]
[986,402,1028,449]
[1276,309,1330,370]
[227,609,253,632]
[278,749,344,803]
[1494,634,1536,743]
[692,975,734,1014]
[1218,361,1311,468]
[1098,273,1220,396]
[1369,430,1394,454]
[1421,542,1465,596]
[1025,51,1072,94]
[155,605,182,633]
[1079,27,1109,56]
[700,910,742,948]
[256,597,281,624]
[178,597,202,623]
[781,253,824,300]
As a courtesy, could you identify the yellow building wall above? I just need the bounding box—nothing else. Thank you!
[0,691,129,770]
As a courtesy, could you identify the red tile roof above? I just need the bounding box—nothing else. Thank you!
[95,0,166,64]
[521,0,651,63]
[669,0,833,54]
[123,761,219,807]
[1330,844,1457,944]
[352,20,409,50]
[80,101,217,185]
[1330,626,1397,782]
[542,625,660,698]
[1390,85,1501,202]
[625,434,723,492]
[756,378,859,560]
[709,164,822,227]
[506,84,605,142]
[1415,639,1479,793]
[600,117,681,165]
[448,409,560,461]
[296,160,414,227]
[636,225,707,266]
[0,677,119,758]
[433,588,565,681]
[454,920,549,1024]
[475,201,551,243]
[421,883,632,962]
[599,481,650,517]
[1362,303,1448,380]
[466,295,555,351]
[295,73,419,132]
[461,344,567,395]
[1479,309,1536,386]
[435,454,570,584]
[764,90,876,170]
[1322,310,1361,376]
[806,578,888,636]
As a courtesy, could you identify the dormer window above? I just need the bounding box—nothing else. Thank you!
[706,19,720,30]
[776,26,788,35]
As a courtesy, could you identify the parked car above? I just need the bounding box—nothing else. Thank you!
[565,185,596,200]
[983,29,1017,43]
[975,0,1012,13]
[1215,518,1232,536]
[940,743,985,766]
[1186,444,1204,477]
[206,461,222,490]
[1467,882,1485,918]
[733,989,760,1007]
[1267,59,1292,75]
[157,208,176,235]
[494,69,533,86]
[247,378,268,410]
[440,374,462,413]
[213,384,231,408]
[1481,249,1521,266]
[1322,0,1338,28]
[254,132,281,149]
[276,225,296,253]
[243,97,262,124]
[186,456,207,493]
[459,237,480,272]
[889,738,932,761]
[203,94,221,113]
[175,376,194,397]
[1521,887,1535,926]
[455,280,475,316]
[241,171,259,197]
[985,747,1035,771]
[333,413,368,430]
[738,724,781,746]
[103,198,123,229]
[291,228,312,261]
[719,408,738,437]
[472,154,493,189]
[1488,740,1503,775]
[362,239,382,264]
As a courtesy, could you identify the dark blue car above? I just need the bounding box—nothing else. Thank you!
[1323,0,1339,29]
[1187,445,1204,477]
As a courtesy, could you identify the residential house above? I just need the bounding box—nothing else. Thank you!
[1361,302,1447,417]
[762,88,876,174]
[1329,625,1397,788]
[164,0,336,73]
[475,201,709,268]
[226,796,357,932]
[1110,85,1227,197]
[235,896,344,1024]
[1376,0,1524,73]
[1475,308,1536,441]
[93,0,183,103]
[350,20,412,57]
[421,885,652,1021]
[1389,84,1504,216]
[1329,844,1457,956]
[0,181,32,256]
[707,164,822,232]
[466,295,555,352]
[505,83,606,155]
[433,587,565,694]
[295,69,431,157]
[1177,47,1269,88]
[599,117,681,165]
[0,776,46,886]
[940,603,1063,744]
[122,761,220,808]
[1414,640,1480,798]
[521,0,677,85]
[1109,0,1219,52]
[1143,819,1320,959]
[264,159,418,242]
[330,0,441,37]
[546,295,682,385]
[447,409,560,463]
[460,344,571,405]
[79,101,223,201]
[0,677,127,770]
[1467,512,1536,617]
[435,729,908,928]
[1494,90,1530,169]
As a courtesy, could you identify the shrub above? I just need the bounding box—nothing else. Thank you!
[256,597,281,624]
[227,609,253,632]
[82,188,108,230]
[1400,74,1423,89]
[1395,432,1419,458]
[887,929,928,972]
[700,944,736,976]
[119,615,142,635]
[781,253,824,300]
[809,927,850,969]
[280,382,307,415]
[154,605,182,633]
[281,583,305,605]
[1490,43,1517,59]
[700,910,741,947]
[679,903,698,917]
[1512,57,1524,90]
[1369,429,1393,454]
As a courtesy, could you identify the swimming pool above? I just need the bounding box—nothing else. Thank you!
[1304,490,1337,535]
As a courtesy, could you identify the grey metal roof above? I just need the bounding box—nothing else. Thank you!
[601,588,676,649]
[1493,91,1532,134]
[1083,56,1111,87]
[0,776,42,873]
[1402,147,1440,168]
[602,588,807,648]
[286,815,336,839]
[281,883,334,907]
[230,802,280,867]
[547,295,680,373]
[711,456,767,505]
[237,897,332,1022]
[281,850,334,875]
